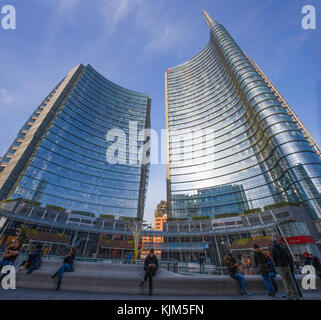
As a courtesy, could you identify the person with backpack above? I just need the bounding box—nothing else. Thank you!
[253,245,275,297]
[139,248,159,295]
[271,238,300,300]
[51,247,75,290]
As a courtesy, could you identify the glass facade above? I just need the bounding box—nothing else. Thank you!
[0,64,151,219]
[166,11,321,220]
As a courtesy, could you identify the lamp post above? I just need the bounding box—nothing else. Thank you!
[127,220,144,261]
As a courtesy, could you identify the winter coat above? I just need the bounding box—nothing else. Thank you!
[254,250,269,275]
[271,241,293,269]
[225,256,238,277]
[144,254,159,274]
[266,256,277,274]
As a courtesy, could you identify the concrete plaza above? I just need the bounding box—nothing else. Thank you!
[0,288,321,300]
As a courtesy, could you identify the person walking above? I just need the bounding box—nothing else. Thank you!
[271,238,300,300]
[224,254,250,296]
[139,248,159,295]
[199,253,206,274]
[51,247,75,290]
[18,243,43,274]
[253,245,275,297]
[265,252,278,294]
[127,252,133,264]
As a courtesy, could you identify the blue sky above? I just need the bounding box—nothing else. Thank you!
[0,0,320,224]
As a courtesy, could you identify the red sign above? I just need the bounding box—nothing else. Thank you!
[285,236,315,245]
[167,69,172,71]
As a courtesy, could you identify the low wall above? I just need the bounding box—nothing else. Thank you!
[15,261,319,296]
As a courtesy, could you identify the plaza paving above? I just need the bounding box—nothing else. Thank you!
[0,287,321,300]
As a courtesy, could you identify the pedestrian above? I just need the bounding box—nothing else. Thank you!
[271,238,300,300]
[18,243,43,274]
[199,253,206,274]
[224,254,250,296]
[51,247,75,290]
[139,248,159,295]
[265,251,278,294]
[312,256,321,279]
[127,252,133,264]
[253,245,275,297]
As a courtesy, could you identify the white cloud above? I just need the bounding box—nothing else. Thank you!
[144,22,186,53]
[0,88,13,104]
[100,0,142,36]
[99,0,189,54]
[53,0,79,13]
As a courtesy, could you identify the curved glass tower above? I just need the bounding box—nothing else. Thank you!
[165,10,321,220]
[0,64,151,219]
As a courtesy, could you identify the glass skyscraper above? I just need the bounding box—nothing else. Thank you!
[0,64,151,219]
[165,10,321,220]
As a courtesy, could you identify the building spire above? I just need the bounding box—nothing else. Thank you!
[202,8,214,28]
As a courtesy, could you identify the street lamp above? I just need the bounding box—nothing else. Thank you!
[127,220,143,261]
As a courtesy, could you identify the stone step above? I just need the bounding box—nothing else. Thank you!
[15,261,316,296]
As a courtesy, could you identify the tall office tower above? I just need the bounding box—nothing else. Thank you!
[0,64,151,219]
[165,10,321,220]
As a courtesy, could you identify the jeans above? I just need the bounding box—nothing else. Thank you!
[57,263,72,282]
[200,263,205,274]
[232,273,245,291]
[268,272,278,293]
[144,266,155,290]
[261,274,274,294]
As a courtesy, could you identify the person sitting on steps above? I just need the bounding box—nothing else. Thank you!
[18,243,43,274]
[139,248,159,296]
[51,247,75,290]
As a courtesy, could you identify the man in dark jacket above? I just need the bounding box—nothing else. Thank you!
[199,253,206,274]
[265,252,278,294]
[139,248,158,295]
[271,238,300,300]
[253,245,275,296]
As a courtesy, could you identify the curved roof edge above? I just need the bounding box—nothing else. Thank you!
[166,39,212,72]
[85,64,150,98]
